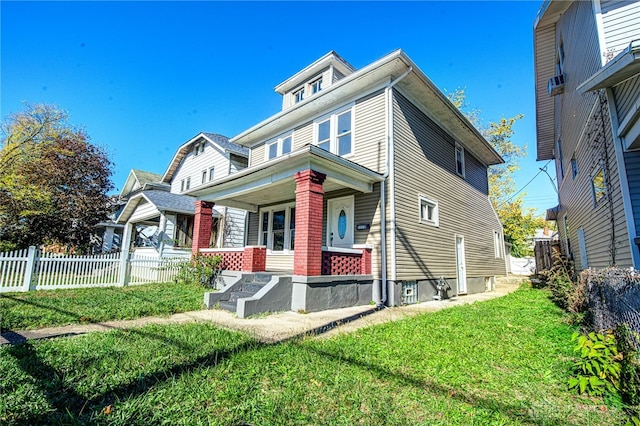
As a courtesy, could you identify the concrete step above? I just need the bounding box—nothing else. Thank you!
[242,282,266,293]
[229,291,254,301]
[217,300,237,312]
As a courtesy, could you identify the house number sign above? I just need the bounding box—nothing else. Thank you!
[356,224,370,231]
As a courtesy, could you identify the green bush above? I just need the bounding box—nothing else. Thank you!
[568,331,622,396]
[617,324,640,406]
[174,253,222,288]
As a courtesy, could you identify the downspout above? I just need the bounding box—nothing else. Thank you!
[380,65,412,306]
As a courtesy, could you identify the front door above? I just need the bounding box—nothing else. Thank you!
[327,196,354,248]
[455,235,467,294]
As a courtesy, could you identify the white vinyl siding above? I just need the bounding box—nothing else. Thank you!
[170,140,231,192]
[600,0,640,59]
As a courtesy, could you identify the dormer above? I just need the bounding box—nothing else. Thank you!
[275,51,356,110]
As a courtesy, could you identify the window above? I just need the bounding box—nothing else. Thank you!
[209,167,215,181]
[175,214,194,247]
[259,204,296,252]
[185,177,191,190]
[201,170,207,184]
[314,106,353,157]
[455,144,465,177]
[180,179,185,192]
[571,157,578,179]
[265,134,293,160]
[493,231,503,259]
[556,139,564,178]
[294,88,304,104]
[310,78,322,94]
[592,168,606,206]
[419,196,439,226]
[193,142,205,156]
[556,40,565,76]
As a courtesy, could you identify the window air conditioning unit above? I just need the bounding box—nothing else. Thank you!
[548,74,565,96]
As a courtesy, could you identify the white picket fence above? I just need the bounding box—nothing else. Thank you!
[0,247,189,293]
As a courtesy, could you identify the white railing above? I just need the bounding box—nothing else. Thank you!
[0,247,189,293]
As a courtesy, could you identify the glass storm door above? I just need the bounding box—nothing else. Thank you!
[456,235,467,294]
[327,196,354,248]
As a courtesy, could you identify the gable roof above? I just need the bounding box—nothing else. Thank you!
[231,49,503,166]
[161,132,249,183]
[116,189,216,224]
[120,169,163,197]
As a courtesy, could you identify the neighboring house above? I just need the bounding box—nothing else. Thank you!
[94,170,163,253]
[189,50,507,316]
[534,0,640,271]
[116,133,249,258]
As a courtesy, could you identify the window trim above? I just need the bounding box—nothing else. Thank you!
[418,195,439,227]
[493,230,504,259]
[455,143,465,178]
[556,139,564,179]
[313,104,355,158]
[257,202,296,254]
[264,132,294,161]
[209,167,215,182]
[570,156,578,179]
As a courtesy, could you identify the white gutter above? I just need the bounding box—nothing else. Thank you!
[380,66,412,306]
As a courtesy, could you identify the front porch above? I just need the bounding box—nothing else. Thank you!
[190,146,383,316]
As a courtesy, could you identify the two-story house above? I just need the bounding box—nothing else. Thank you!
[116,132,249,258]
[534,0,640,270]
[189,50,507,317]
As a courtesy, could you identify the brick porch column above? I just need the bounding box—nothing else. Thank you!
[192,201,214,255]
[293,169,326,276]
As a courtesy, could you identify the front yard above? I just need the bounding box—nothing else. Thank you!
[0,286,625,425]
[0,282,208,330]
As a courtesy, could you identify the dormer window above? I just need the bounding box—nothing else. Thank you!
[310,78,322,94]
[294,88,304,104]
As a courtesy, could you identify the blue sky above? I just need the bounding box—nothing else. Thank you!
[1,1,557,216]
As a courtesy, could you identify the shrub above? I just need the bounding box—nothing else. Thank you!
[617,324,640,406]
[174,253,222,288]
[545,256,575,310]
[568,330,622,396]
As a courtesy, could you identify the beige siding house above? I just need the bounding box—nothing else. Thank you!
[116,133,249,258]
[534,0,640,270]
[190,50,506,315]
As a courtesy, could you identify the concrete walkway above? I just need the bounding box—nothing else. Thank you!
[0,277,526,346]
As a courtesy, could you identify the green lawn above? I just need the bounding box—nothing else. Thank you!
[0,282,208,330]
[0,287,625,425]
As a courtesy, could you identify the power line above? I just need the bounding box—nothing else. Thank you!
[496,160,554,208]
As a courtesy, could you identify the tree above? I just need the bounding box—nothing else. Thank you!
[0,104,114,252]
[448,89,544,256]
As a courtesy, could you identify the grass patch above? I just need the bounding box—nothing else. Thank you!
[0,282,208,330]
[0,287,625,425]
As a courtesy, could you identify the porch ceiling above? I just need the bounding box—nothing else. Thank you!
[189,145,384,212]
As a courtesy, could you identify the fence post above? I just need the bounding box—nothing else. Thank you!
[118,251,130,287]
[22,246,38,292]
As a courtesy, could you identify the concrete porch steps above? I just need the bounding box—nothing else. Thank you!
[216,274,272,314]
